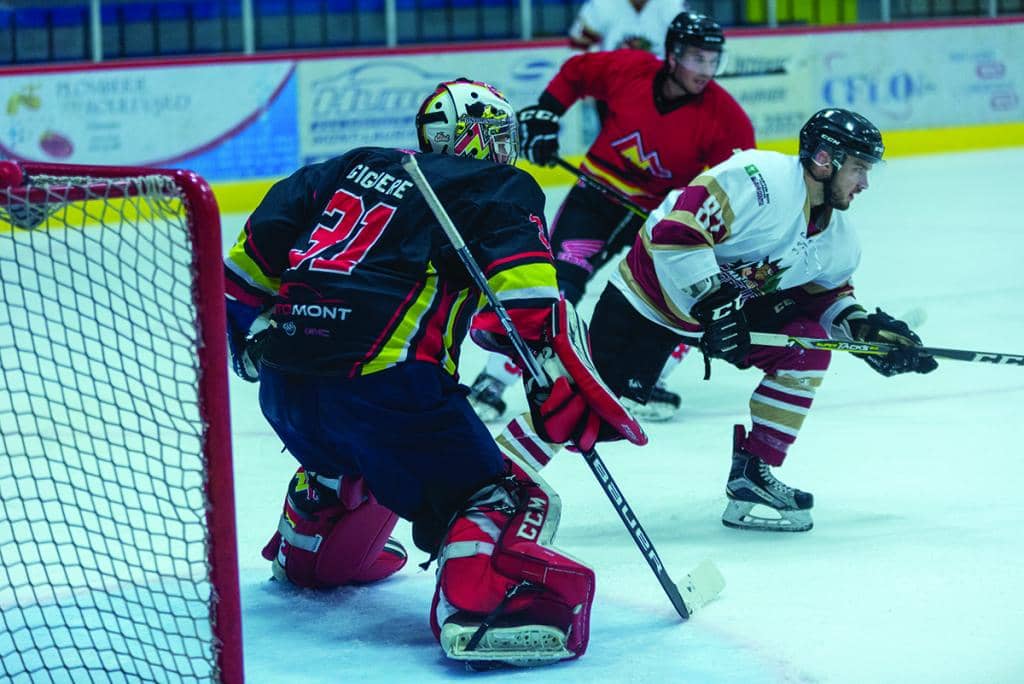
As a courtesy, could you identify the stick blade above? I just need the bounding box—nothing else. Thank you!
[679,559,726,616]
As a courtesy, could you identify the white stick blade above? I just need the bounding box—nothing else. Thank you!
[679,559,726,615]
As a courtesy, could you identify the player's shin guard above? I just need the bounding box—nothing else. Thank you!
[261,467,408,588]
[430,472,594,667]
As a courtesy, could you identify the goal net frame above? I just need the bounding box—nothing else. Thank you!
[0,160,243,683]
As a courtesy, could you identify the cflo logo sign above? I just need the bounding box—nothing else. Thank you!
[822,71,932,120]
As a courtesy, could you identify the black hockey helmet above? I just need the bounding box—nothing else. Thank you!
[665,11,725,57]
[799,108,884,171]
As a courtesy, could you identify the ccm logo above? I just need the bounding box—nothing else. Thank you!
[515,496,549,540]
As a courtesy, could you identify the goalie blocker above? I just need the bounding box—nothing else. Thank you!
[480,297,647,453]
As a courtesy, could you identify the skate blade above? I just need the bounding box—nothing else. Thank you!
[721,500,813,532]
[440,622,572,667]
[621,397,677,422]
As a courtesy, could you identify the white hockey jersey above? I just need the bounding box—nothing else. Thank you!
[568,0,689,55]
[613,149,862,334]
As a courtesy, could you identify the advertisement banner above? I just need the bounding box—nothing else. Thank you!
[297,47,573,164]
[0,61,295,166]
[717,33,814,141]
[812,25,1022,130]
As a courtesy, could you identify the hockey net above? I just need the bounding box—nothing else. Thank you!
[0,161,242,683]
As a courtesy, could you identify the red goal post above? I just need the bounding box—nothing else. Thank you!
[0,161,242,683]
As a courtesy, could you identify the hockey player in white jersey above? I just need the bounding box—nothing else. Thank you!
[569,0,689,54]
[578,108,938,531]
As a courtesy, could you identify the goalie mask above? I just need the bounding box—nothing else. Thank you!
[415,78,518,166]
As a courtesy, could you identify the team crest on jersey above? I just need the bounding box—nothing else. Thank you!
[611,131,672,179]
[724,257,786,295]
[615,35,654,51]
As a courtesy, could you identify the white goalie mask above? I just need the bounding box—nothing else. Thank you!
[415,78,518,166]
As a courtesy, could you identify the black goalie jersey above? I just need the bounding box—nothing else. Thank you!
[224,148,559,377]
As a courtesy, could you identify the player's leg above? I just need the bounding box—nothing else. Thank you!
[259,468,408,587]
[642,342,691,420]
[257,366,409,587]
[430,450,595,667]
[338,363,595,666]
[549,184,641,306]
[722,316,831,532]
[467,352,522,423]
[588,284,686,419]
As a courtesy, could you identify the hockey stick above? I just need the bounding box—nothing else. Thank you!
[748,333,1024,365]
[716,66,788,79]
[554,157,649,219]
[401,153,723,620]
[673,328,1022,366]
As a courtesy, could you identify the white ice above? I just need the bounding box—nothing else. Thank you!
[228,147,1024,683]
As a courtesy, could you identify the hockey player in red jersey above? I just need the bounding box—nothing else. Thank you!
[223,78,645,667]
[468,11,755,424]
[578,108,937,532]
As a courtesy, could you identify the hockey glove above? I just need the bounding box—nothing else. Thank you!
[849,307,938,377]
[525,299,647,452]
[518,104,561,166]
[226,297,269,382]
[691,285,750,366]
[743,292,801,332]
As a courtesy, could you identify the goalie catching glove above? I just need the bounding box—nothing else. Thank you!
[525,299,648,452]
[225,298,271,382]
[838,306,938,377]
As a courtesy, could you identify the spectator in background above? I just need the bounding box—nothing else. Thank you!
[569,0,689,55]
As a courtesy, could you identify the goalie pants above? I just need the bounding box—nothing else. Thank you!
[258,361,506,548]
[549,183,644,304]
[589,284,832,465]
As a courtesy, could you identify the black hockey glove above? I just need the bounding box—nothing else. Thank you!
[691,285,750,366]
[851,308,938,377]
[518,104,561,166]
[228,327,271,383]
[742,292,801,332]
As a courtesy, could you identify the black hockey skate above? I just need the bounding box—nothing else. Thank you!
[722,425,813,532]
[621,382,681,422]
[467,372,508,423]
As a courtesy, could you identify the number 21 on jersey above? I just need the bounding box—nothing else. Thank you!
[289,188,397,274]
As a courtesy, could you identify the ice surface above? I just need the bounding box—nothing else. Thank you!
[226,148,1024,683]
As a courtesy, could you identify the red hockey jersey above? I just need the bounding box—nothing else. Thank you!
[546,49,755,210]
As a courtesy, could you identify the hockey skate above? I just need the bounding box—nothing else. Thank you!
[621,382,681,422]
[722,425,813,532]
[467,372,508,423]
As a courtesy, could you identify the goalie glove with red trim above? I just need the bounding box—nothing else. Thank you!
[525,299,648,452]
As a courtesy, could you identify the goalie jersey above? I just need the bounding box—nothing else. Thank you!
[224,148,559,377]
[614,148,862,334]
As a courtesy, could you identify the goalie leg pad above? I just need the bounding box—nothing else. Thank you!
[430,473,594,666]
[261,468,407,588]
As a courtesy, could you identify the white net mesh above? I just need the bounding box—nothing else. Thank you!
[0,172,221,683]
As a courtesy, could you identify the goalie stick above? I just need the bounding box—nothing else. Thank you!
[401,153,723,620]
